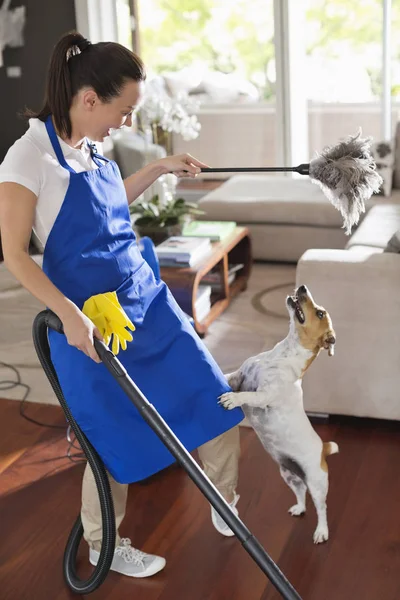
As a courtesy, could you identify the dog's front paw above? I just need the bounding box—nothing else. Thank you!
[218,392,242,410]
[313,525,329,544]
[289,504,305,517]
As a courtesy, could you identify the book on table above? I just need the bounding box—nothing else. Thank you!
[195,285,212,322]
[181,220,237,242]
[201,263,245,289]
[156,236,212,267]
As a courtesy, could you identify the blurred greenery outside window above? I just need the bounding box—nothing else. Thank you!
[124,0,400,104]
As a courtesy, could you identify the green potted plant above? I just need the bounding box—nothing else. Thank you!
[130,194,205,245]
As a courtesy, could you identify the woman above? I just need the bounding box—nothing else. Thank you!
[0,32,244,578]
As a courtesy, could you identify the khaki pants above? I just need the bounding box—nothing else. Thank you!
[81,426,240,551]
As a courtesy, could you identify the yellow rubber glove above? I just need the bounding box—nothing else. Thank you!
[82,291,135,355]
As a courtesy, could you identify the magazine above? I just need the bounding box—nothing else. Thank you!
[182,220,237,242]
[156,236,212,266]
[201,263,244,288]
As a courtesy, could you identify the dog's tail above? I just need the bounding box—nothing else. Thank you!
[323,441,339,457]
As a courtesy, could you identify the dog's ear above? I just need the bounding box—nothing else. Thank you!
[322,332,336,357]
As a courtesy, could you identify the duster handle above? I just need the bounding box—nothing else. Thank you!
[200,163,310,175]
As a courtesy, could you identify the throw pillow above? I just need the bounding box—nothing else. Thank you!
[384,229,400,253]
[371,140,395,197]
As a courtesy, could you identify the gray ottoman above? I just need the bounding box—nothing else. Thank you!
[197,175,348,262]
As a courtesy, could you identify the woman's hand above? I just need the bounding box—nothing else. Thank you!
[157,153,209,178]
[61,305,103,363]
[124,154,210,204]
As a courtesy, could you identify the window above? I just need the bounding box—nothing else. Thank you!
[132,1,395,168]
[391,0,400,102]
[116,0,134,49]
[134,1,279,169]
[136,0,275,104]
[304,0,396,148]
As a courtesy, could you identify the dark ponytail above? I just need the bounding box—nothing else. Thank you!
[24,31,146,139]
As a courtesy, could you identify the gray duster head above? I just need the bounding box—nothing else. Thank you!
[309,132,383,234]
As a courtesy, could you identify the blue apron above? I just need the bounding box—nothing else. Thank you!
[42,116,244,484]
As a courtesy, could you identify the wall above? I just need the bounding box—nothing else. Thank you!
[0,0,76,162]
[172,103,400,179]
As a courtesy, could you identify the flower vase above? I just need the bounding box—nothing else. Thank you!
[152,123,173,155]
[136,223,182,246]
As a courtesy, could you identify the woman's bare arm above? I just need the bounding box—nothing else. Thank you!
[123,154,206,205]
[0,183,101,362]
[0,183,72,315]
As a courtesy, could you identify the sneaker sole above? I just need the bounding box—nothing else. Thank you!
[211,510,236,537]
[89,556,166,578]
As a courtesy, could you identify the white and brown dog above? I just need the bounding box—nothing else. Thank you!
[219,284,338,544]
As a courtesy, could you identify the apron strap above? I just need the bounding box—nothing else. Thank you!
[45,116,77,174]
[87,142,111,168]
[45,115,111,171]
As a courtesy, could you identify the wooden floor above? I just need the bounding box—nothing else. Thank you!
[1,398,400,600]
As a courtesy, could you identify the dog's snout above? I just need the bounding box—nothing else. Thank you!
[297,285,307,296]
[327,335,336,345]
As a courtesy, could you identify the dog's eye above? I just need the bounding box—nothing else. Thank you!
[316,310,324,319]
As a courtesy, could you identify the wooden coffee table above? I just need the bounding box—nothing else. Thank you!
[160,227,252,336]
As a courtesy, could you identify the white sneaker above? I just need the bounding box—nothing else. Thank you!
[89,538,166,578]
[211,493,240,537]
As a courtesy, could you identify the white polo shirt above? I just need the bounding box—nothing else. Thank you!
[0,118,100,250]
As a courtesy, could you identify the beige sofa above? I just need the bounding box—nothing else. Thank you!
[297,204,400,421]
[197,174,400,262]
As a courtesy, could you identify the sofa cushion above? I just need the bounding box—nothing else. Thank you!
[347,245,383,256]
[198,175,344,228]
[384,229,400,253]
[346,204,400,250]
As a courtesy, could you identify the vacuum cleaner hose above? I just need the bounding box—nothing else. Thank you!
[32,310,116,594]
[33,309,302,600]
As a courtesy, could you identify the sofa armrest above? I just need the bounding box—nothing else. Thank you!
[297,248,400,296]
[296,248,400,420]
[297,248,400,327]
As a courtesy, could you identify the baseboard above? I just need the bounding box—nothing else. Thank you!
[306,411,330,423]
[240,413,330,428]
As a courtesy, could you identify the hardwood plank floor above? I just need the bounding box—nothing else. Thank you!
[1,398,400,600]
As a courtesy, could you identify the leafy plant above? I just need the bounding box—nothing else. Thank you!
[130,194,204,228]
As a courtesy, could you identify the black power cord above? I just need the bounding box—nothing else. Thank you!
[0,361,85,463]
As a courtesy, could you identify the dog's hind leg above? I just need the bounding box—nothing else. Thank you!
[280,467,307,516]
[225,370,243,391]
[306,470,329,544]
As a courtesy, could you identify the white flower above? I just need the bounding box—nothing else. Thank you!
[138,84,201,141]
